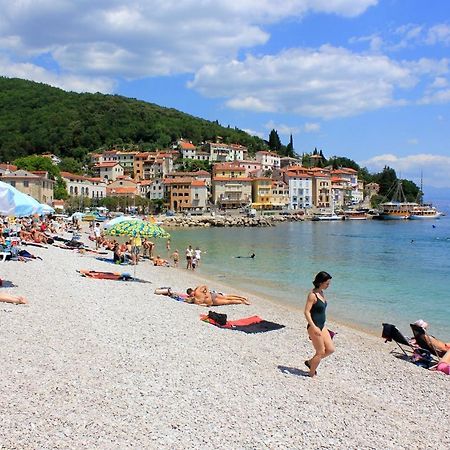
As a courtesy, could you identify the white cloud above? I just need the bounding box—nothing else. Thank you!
[361,153,450,188]
[303,122,321,133]
[0,55,115,93]
[0,0,376,81]
[242,128,265,139]
[189,45,415,118]
[265,120,300,136]
[426,24,450,46]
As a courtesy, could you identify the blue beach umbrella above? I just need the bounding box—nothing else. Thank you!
[0,181,42,217]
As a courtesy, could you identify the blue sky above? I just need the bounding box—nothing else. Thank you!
[1,0,450,191]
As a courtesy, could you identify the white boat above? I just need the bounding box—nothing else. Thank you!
[312,213,343,221]
[409,204,443,220]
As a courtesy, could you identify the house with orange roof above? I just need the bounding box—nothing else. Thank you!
[271,180,290,210]
[282,166,313,210]
[106,179,139,198]
[60,172,107,199]
[133,151,174,181]
[310,168,332,209]
[331,168,363,205]
[163,177,208,212]
[239,160,263,177]
[93,161,124,181]
[0,163,18,173]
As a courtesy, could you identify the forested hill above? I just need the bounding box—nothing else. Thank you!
[0,77,266,162]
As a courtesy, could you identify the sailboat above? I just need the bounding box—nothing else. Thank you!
[378,181,416,220]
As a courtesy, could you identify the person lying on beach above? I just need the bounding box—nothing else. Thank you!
[0,293,28,305]
[186,285,250,306]
[412,319,450,355]
[154,288,189,302]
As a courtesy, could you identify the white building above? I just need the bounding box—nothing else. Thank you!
[255,151,281,172]
[283,169,313,210]
[93,162,124,181]
[61,172,107,199]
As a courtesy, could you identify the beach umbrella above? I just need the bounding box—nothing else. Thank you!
[37,203,55,215]
[0,181,42,217]
[103,215,139,229]
[105,219,170,277]
[105,219,170,239]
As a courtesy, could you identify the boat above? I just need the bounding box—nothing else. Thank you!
[377,181,416,220]
[343,210,368,220]
[312,213,343,221]
[409,204,443,220]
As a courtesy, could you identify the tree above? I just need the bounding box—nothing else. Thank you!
[59,157,83,174]
[268,129,282,153]
[286,134,294,157]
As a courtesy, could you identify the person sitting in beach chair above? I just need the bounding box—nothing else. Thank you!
[410,320,450,358]
[0,293,28,304]
[382,322,442,368]
[186,285,250,306]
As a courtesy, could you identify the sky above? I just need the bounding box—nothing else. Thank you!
[1,0,450,192]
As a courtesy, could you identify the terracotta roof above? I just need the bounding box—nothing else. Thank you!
[179,141,196,150]
[286,172,312,178]
[163,177,194,185]
[0,163,17,171]
[256,151,279,157]
[60,171,87,181]
[213,162,245,171]
[106,186,137,194]
[332,168,358,174]
[213,177,253,182]
[191,180,206,187]
[94,162,122,168]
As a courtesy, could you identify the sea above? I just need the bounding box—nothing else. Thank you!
[166,216,450,339]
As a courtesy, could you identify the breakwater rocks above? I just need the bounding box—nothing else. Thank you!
[160,214,304,228]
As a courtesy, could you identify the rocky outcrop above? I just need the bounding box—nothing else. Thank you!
[160,214,304,228]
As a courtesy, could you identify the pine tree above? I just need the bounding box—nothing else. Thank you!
[286,134,294,157]
[268,129,282,153]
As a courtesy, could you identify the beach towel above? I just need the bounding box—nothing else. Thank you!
[200,314,285,333]
[77,269,151,283]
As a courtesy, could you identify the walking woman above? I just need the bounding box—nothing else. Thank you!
[304,271,335,377]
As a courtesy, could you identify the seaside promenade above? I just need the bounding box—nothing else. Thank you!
[1,231,448,449]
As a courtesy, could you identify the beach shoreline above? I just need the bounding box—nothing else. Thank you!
[1,231,448,449]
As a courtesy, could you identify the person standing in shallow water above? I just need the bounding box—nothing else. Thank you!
[304,271,335,377]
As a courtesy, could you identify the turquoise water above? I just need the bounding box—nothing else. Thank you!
[165,217,450,339]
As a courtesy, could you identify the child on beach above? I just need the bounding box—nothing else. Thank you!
[171,249,179,267]
[304,271,335,377]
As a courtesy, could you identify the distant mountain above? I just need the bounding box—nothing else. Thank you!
[0,77,266,162]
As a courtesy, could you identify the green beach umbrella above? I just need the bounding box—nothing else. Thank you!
[105,219,170,239]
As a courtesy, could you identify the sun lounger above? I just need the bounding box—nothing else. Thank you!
[410,323,446,359]
[382,323,438,368]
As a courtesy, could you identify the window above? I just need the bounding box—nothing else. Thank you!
[10,181,16,187]
[23,180,29,187]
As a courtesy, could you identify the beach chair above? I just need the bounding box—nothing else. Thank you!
[409,324,446,359]
[381,323,415,357]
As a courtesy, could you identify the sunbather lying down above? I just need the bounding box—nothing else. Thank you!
[78,270,133,280]
[0,293,28,305]
[155,285,250,306]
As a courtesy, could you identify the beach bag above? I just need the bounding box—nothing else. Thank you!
[411,348,433,368]
[208,311,227,326]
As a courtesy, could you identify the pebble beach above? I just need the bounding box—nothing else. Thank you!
[1,234,449,449]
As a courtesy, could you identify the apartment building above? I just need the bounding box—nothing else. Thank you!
[61,172,107,199]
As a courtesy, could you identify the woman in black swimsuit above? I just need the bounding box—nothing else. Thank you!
[304,271,335,377]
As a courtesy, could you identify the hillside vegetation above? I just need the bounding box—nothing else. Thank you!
[0,77,266,162]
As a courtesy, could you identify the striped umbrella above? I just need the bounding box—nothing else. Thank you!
[105,219,170,239]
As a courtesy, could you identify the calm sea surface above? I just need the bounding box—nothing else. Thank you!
[165,217,450,339]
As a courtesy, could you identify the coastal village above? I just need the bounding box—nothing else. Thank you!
[0,138,377,219]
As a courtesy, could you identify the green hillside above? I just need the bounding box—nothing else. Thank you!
[0,77,266,163]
